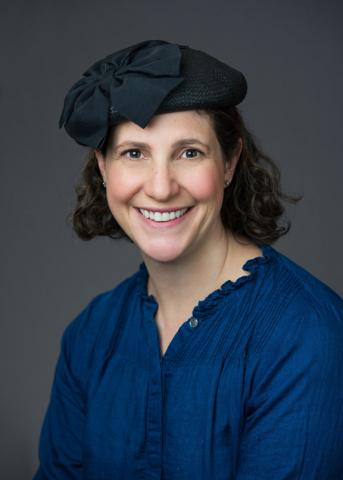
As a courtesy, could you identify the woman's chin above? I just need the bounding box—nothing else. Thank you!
[138,240,189,264]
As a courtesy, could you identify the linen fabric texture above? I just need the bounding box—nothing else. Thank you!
[58,39,247,150]
[33,244,343,479]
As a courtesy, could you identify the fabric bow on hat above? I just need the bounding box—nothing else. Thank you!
[58,40,185,149]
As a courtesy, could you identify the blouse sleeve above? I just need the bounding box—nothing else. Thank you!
[235,295,343,479]
[32,317,86,479]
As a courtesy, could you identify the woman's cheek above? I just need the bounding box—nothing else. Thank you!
[187,167,222,201]
[107,170,140,202]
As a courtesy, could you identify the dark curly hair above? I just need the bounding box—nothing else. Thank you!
[67,106,302,246]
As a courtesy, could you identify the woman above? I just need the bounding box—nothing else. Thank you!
[33,40,343,479]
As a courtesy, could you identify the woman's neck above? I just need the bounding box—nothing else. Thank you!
[142,228,260,331]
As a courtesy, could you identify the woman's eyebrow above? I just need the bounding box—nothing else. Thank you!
[114,138,210,150]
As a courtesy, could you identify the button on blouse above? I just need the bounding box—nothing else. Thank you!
[33,244,343,479]
[188,317,198,328]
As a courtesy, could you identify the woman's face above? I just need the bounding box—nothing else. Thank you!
[95,110,241,263]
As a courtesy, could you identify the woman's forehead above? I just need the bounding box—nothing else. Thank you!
[111,110,214,145]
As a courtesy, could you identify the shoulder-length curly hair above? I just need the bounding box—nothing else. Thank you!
[67,106,302,246]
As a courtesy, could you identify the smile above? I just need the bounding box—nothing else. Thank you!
[139,207,190,222]
[135,206,194,227]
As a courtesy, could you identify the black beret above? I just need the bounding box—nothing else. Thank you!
[59,39,247,149]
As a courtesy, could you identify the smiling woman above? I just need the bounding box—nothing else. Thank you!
[71,105,298,249]
[33,39,343,480]
[93,109,246,264]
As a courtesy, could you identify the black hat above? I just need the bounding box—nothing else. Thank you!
[59,39,247,149]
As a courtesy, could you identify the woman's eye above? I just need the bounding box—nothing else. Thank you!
[122,149,142,159]
[181,148,202,158]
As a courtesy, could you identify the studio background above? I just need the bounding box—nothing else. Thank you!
[1,1,342,478]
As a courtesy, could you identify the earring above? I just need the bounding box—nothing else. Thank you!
[224,179,230,187]
[102,180,106,187]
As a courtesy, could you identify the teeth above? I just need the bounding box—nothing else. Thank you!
[139,207,189,222]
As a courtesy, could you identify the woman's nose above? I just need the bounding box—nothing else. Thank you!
[144,163,179,200]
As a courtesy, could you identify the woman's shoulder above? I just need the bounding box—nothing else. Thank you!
[272,245,340,295]
[61,266,143,349]
[251,244,343,359]
[268,245,343,314]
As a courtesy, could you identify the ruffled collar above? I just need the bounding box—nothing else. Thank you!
[136,243,275,320]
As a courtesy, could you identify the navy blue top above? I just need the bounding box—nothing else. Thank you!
[33,244,343,479]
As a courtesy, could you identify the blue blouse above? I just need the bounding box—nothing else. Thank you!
[33,244,343,479]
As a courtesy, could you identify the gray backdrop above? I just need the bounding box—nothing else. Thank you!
[1,0,342,478]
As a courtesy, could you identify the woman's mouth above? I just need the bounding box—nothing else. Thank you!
[135,206,194,228]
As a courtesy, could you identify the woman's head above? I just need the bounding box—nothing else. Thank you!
[93,109,242,262]
[69,105,302,250]
[60,40,302,250]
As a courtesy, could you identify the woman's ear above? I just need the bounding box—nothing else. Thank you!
[94,149,106,182]
[224,137,243,181]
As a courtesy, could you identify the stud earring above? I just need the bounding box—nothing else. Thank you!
[224,180,230,187]
[102,180,106,187]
